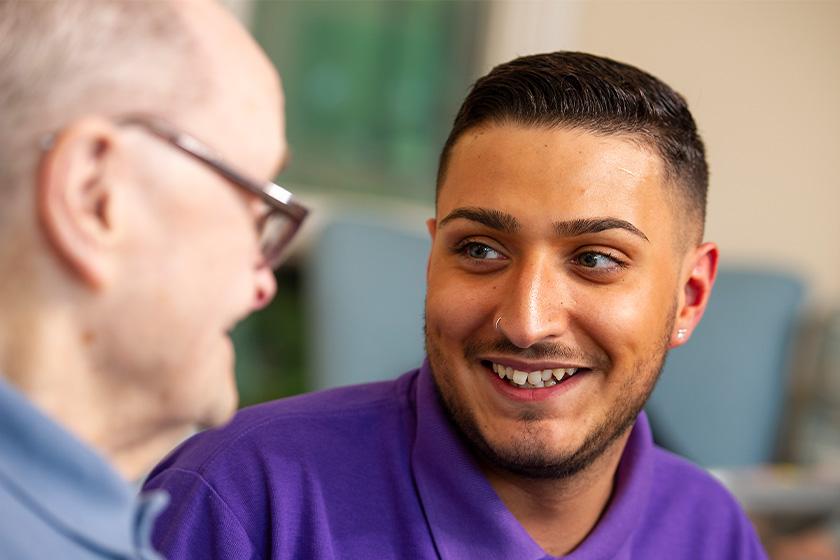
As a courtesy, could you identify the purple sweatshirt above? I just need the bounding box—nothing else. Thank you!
[144,361,767,559]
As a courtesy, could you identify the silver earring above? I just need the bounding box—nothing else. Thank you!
[676,328,687,340]
[495,316,503,331]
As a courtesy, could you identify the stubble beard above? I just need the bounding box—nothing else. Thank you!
[424,318,673,481]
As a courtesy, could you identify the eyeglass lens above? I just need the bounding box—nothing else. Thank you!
[260,212,297,268]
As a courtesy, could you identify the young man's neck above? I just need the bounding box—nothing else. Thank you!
[482,430,633,557]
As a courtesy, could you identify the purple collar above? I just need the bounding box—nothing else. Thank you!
[411,360,654,559]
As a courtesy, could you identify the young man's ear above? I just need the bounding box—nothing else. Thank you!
[670,242,719,348]
[37,117,122,289]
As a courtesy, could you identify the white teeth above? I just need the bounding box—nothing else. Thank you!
[491,363,506,379]
[489,362,581,389]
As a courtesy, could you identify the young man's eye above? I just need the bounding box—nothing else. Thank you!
[454,241,505,261]
[573,251,626,270]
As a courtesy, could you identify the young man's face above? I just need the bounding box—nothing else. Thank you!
[425,124,695,478]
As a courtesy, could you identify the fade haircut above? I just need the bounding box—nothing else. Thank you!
[437,51,708,236]
[0,0,206,209]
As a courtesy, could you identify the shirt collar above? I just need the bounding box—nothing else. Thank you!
[411,359,653,560]
[0,377,167,558]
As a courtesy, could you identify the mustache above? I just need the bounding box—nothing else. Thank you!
[463,337,611,370]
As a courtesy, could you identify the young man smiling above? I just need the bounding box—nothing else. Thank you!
[145,52,766,559]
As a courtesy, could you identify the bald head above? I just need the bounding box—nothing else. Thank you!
[0,0,211,201]
[0,0,284,199]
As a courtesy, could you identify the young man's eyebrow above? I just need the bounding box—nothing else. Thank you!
[438,209,648,242]
[438,207,520,233]
[554,218,650,242]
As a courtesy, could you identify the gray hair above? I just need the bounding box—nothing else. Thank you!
[0,0,207,205]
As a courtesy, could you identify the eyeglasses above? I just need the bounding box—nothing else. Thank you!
[43,115,309,269]
[119,115,309,269]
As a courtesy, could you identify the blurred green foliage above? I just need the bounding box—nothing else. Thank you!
[233,267,308,407]
[252,0,484,202]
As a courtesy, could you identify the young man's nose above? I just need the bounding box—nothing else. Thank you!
[495,256,570,349]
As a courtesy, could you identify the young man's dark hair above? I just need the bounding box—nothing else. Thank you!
[437,51,708,239]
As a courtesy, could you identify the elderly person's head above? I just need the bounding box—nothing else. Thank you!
[0,0,304,479]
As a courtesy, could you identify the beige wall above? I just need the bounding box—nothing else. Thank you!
[483,1,840,307]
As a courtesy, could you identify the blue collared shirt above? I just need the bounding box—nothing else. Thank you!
[0,377,167,559]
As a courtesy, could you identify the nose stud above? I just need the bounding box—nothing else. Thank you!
[495,316,503,332]
[676,328,687,340]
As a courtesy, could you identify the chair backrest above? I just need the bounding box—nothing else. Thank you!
[305,215,429,389]
[817,311,840,408]
[646,269,805,467]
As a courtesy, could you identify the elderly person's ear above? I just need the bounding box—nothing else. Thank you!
[37,117,122,289]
